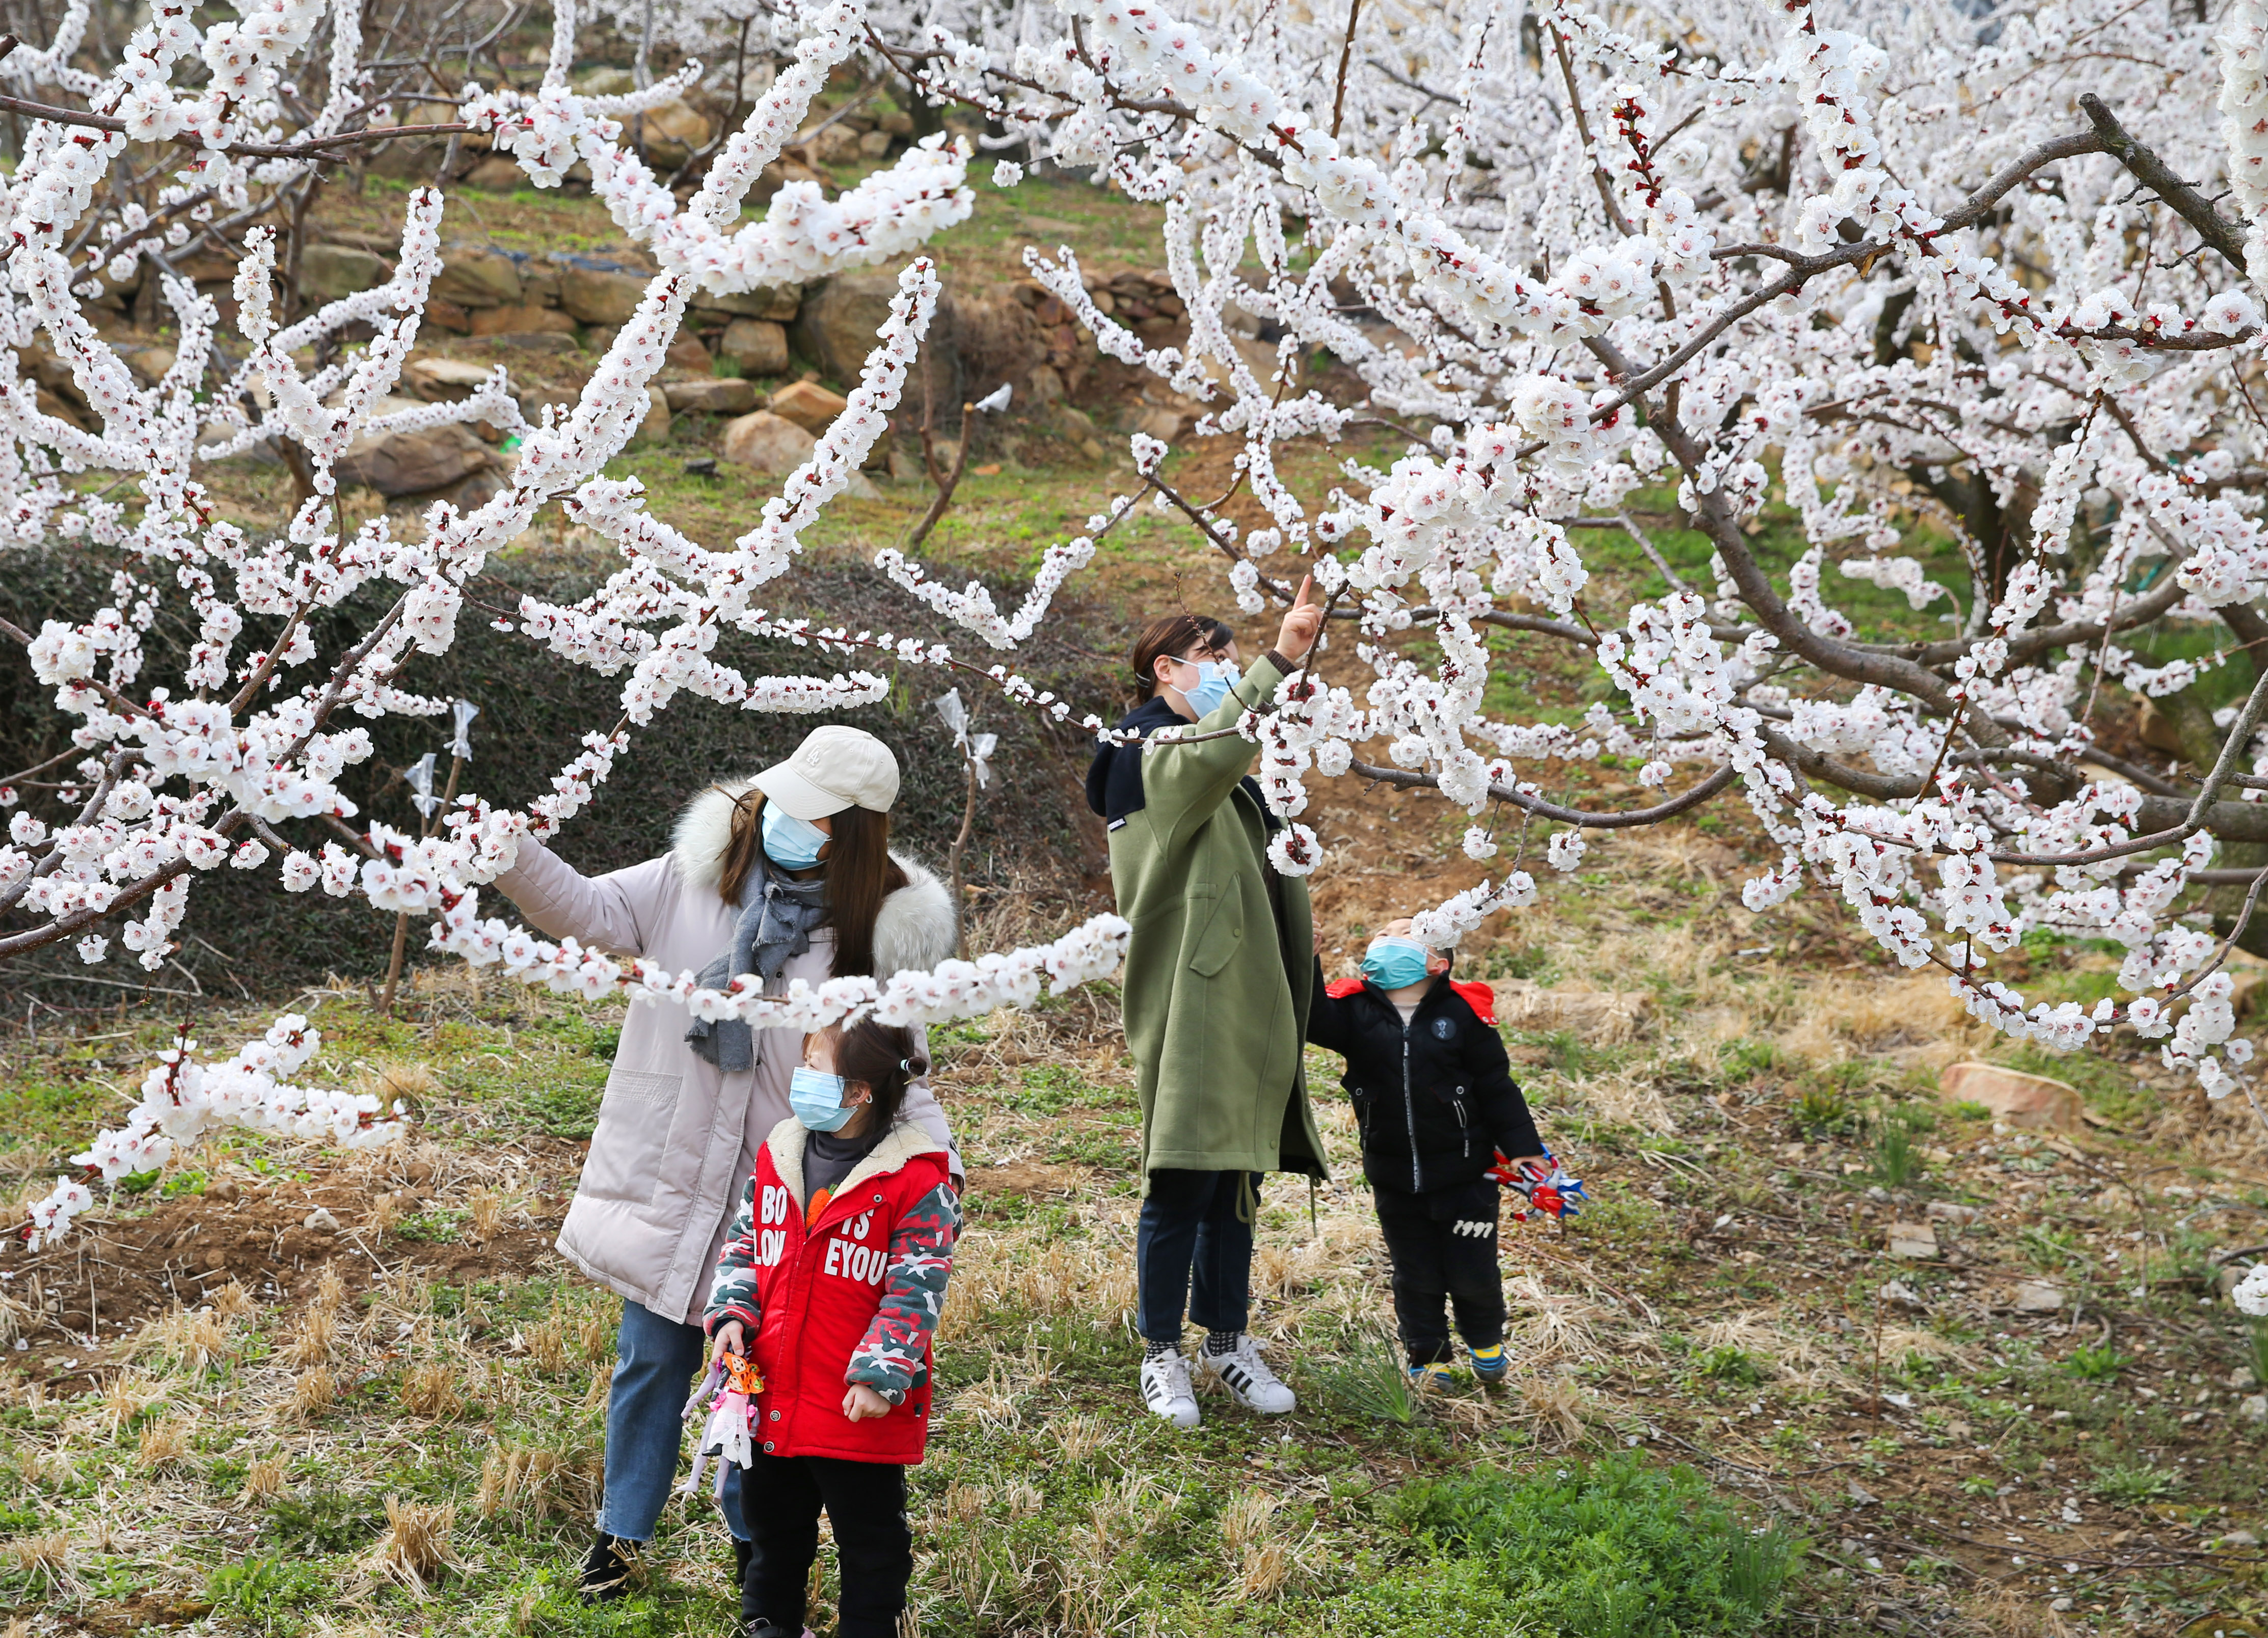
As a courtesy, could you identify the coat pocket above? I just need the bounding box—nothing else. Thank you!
[581,1069,682,1203]
[1185,883,1243,978]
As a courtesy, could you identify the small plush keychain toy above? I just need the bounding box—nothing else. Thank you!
[680,1349,764,1500]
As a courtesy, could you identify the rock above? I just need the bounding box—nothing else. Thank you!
[2244,1394,2268,1424]
[795,265,958,392]
[1925,1201,1984,1224]
[576,66,634,95]
[335,395,495,496]
[805,124,862,165]
[1028,363,1066,404]
[1887,1221,1940,1259]
[632,386,670,447]
[845,470,881,500]
[666,334,713,372]
[858,127,894,157]
[423,297,472,334]
[404,357,499,401]
[719,317,790,376]
[1939,1062,2083,1132]
[1132,405,1183,442]
[664,378,758,415]
[768,378,849,433]
[465,155,525,190]
[2220,1528,2263,1548]
[433,247,522,309]
[1494,980,1653,1041]
[299,243,388,303]
[122,345,178,388]
[1878,1279,1926,1309]
[303,1207,340,1233]
[1845,1483,1879,1508]
[2235,1367,2260,1390]
[638,96,713,165]
[693,286,800,323]
[2137,696,2184,756]
[880,110,914,136]
[561,266,653,326]
[720,410,816,473]
[470,304,579,338]
[887,448,922,483]
[517,259,562,307]
[2013,1280,2067,1314]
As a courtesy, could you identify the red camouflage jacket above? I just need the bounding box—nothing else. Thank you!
[705,1117,958,1465]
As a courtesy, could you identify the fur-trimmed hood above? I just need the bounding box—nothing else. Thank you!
[668,777,957,977]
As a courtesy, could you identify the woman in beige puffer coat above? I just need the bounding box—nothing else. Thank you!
[488,725,958,1599]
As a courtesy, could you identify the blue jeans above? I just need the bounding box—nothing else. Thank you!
[597,1298,746,1542]
[1136,1169,1259,1343]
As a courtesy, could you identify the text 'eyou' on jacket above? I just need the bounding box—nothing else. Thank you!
[1306,972,1543,1194]
[705,1118,959,1465]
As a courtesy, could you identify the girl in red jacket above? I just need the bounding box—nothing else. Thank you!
[705,1018,959,1638]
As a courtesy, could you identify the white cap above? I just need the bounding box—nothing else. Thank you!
[751,725,901,820]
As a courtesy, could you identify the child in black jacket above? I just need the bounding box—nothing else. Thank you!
[1308,919,1584,1384]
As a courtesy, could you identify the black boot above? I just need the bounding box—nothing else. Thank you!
[732,1535,751,1587]
[578,1533,636,1603]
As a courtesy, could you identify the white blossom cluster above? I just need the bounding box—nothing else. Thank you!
[22,1014,403,1248]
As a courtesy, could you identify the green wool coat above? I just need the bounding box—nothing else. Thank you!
[1103,654,1328,1183]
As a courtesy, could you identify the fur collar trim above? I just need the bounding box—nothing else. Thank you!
[764,1116,949,1211]
[671,778,957,976]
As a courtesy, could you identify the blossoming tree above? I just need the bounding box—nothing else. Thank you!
[8,0,2268,1318]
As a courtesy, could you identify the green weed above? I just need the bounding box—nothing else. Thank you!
[1790,1086,1852,1138]
[1869,1121,1920,1188]
[1371,1454,1802,1636]
[2063,1343,2125,1381]
[1697,1346,1765,1385]
[205,1556,329,1629]
[1310,1325,1419,1424]
[2090,1460,2179,1507]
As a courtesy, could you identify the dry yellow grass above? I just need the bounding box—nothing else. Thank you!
[364,1496,458,1593]
[5,1529,68,1588]
[280,1304,337,1368]
[131,1304,233,1375]
[525,1316,572,1375]
[290,1365,337,1421]
[241,1455,288,1500]
[134,1417,190,1470]
[354,1060,440,1108]
[469,1187,506,1240]
[400,1362,465,1420]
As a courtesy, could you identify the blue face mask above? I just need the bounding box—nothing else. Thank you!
[1172,657,1240,718]
[762,804,830,870]
[1362,936,1434,991]
[790,1065,856,1132]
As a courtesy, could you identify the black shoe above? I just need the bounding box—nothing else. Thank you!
[732,1536,751,1586]
[740,1622,796,1638]
[578,1533,636,1603]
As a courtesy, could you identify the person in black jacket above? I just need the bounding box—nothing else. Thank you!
[1308,919,1584,1384]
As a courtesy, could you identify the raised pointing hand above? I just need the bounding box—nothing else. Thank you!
[1275,575,1325,664]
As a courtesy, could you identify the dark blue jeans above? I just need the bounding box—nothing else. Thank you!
[597,1298,746,1542]
[1136,1169,1260,1344]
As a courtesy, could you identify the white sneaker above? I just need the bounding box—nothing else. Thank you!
[1140,1350,1202,1428]
[1198,1335,1297,1415]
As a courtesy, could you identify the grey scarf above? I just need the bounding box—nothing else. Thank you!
[684,849,828,1073]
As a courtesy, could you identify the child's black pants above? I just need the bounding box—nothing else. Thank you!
[738,1448,911,1638]
[1372,1177,1506,1365]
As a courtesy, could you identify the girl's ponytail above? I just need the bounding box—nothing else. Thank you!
[833,1018,928,1129]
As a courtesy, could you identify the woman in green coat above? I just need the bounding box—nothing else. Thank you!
[1082,580,1329,1428]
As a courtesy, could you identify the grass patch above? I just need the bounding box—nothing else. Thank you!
[1366,1454,1803,1636]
